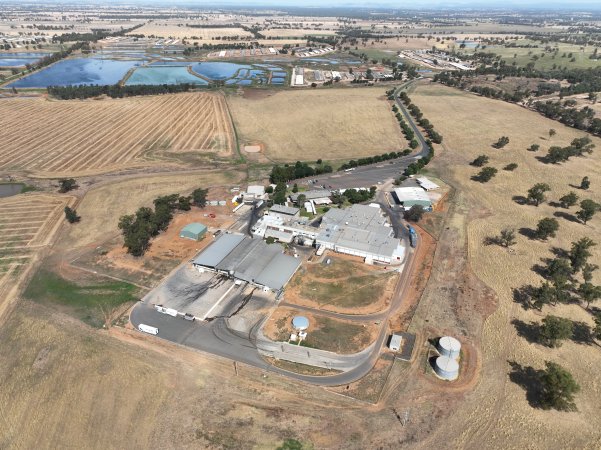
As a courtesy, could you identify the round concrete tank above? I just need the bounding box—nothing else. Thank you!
[434,356,459,381]
[292,316,309,331]
[438,336,461,359]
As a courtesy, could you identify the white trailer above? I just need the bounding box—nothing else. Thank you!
[139,324,159,335]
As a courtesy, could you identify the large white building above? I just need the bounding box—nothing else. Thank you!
[315,204,405,264]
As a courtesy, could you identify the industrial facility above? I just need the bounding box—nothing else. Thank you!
[392,186,433,211]
[433,336,462,380]
[192,233,301,292]
[179,223,207,241]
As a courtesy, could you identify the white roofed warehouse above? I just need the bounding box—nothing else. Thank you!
[315,204,405,265]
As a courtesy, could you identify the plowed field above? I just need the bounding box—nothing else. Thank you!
[0,92,234,177]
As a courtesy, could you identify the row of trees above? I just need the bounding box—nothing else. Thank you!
[48,83,194,100]
[269,160,333,184]
[118,189,207,256]
[398,91,443,144]
[338,150,410,172]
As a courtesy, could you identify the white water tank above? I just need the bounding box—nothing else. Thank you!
[438,336,461,359]
[434,356,459,381]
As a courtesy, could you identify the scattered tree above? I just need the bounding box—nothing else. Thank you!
[471,154,489,167]
[580,176,590,190]
[58,178,77,193]
[577,282,601,309]
[539,315,573,348]
[405,205,425,222]
[536,217,559,240]
[582,263,599,283]
[531,282,555,310]
[539,361,580,412]
[473,166,498,183]
[488,228,518,247]
[593,312,601,342]
[549,128,556,138]
[64,206,80,223]
[504,163,518,171]
[492,136,510,149]
[559,192,578,208]
[528,144,540,152]
[568,237,596,273]
[576,199,600,224]
[527,183,551,206]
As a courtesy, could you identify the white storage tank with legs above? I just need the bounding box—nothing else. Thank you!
[435,356,459,380]
[438,336,461,359]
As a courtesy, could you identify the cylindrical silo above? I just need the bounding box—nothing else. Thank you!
[438,336,461,359]
[434,356,459,381]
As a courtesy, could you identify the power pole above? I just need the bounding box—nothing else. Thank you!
[234,361,238,376]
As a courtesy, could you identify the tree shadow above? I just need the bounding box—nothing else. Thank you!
[512,195,529,205]
[483,236,501,246]
[568,183,582,190]
[535,155,553,164]
[548,201,562,208]
[511,319,540,344]
[572,321,593,345]
[549,246,569,259]
[513,285,535,310]
[553,211,579,223]
[508,360,544,408]
[519,227,538,240]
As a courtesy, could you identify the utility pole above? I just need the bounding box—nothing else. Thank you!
[233,361,238,376]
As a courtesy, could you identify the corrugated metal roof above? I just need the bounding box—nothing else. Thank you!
[181,223,207,234]
[255,252,301,290]
[270,204,300,215]
[192,233,245,267]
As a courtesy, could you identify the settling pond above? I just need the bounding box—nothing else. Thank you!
[0,52,49,67]
[6,58,288,88]
[0,183,24,198]
[7,58,143,88]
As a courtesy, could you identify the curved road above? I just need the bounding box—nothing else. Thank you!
[130,80,429,386]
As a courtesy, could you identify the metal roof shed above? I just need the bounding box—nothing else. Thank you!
[192,233,245,268]
[255,252,301,290]
[180,223,207,241]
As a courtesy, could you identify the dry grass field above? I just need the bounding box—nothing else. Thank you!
[228,88,407,162]
[128,23,252,40]
[261,28,339,37]
[0,193,73,318]
[408,82,601,448]
[0,93,234,177]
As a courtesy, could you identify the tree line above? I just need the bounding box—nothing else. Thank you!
[269,160,334,184]
[398,91,443,144]
[47,83,195,100]
[533,101,601,137]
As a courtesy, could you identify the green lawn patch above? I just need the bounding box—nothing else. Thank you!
[25,269,139,327]
[303,317,372,354]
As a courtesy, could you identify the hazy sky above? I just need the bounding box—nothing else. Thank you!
[35,0,601,10]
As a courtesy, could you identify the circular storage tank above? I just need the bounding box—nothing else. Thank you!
[438,336,461,359]
[434,356,459,381]
[292,316,309,331]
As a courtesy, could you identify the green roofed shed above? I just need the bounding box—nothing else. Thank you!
[180,223,207,241]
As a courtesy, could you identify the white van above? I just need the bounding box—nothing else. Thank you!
[138,324,159,335]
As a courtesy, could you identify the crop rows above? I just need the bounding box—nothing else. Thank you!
[0,92,234,176]
[0,195,68,304]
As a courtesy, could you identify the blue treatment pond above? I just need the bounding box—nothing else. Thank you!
[125,66,208,85]
[7,58,142,88]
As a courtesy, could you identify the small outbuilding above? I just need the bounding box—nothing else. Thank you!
[389,333,403,351]
[180,223,207,241]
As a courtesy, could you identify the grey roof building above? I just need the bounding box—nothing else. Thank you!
[315,204,404,264]
[290,189,331,203]
[192,233,300,291]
